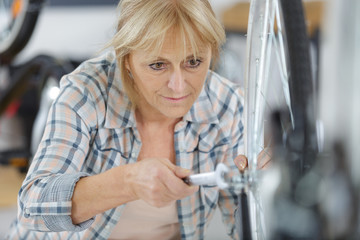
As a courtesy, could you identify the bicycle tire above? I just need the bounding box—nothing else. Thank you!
[0,0,44,64]
[279,0,317,178]
[0,55,78,170]
[240,0,318,239]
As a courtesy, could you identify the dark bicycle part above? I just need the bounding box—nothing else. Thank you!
[266,0,318,192]
[266,1,319,236]
[279,0,318,180]
[235,190,252,240]
[269,111,321,239]
[0,58,40,116]
[0,55,80,170]
[271,111,359,239]
[0,54,67,115]
[0,0,46,64]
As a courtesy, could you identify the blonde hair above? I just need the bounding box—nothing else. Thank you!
[106,0,226,105]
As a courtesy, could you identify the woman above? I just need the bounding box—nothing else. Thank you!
[8,0,249,239]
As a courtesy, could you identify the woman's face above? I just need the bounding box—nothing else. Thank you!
[126,32,212,121]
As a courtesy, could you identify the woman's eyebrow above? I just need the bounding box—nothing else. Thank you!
[144,50,208,62]
[185,49,209,59]
[141,54,167,62]
[185,54,205,60]
[151,57,168,62]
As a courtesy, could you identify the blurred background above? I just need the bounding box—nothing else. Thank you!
[1,0,359,239]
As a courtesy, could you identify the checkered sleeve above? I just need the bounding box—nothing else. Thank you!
[17,71,101,232]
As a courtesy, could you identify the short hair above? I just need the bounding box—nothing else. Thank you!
[106,0,226,106]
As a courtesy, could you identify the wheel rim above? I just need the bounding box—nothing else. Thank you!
[0,0,28,55]
[244,0,315,239]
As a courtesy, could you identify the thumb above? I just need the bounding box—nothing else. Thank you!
[174,166,192,179]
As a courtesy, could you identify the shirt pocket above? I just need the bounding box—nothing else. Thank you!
[94,128,134,159]
[186,123,229,152]
[198,131,230,167]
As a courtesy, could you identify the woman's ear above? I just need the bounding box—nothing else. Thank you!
[125,55,130,71]
[124,55,133,79]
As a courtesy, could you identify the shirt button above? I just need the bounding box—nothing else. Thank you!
[25,208,30,215]
[105,225,110,230]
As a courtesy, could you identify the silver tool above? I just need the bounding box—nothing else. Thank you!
[183,163,230,189]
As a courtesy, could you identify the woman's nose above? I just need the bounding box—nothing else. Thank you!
[168,68,185,93]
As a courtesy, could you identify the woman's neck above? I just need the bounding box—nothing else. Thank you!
[135,107,181,129]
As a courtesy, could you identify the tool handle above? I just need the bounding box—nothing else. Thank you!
[184,172,217,186]
[183,163,229,189]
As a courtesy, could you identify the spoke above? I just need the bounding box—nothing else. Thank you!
[259,88,274,113]
[270,32,287,81]
[253,1,275,160]
[254,0,293,169]
[268,1,287,84]
[274,0,295,128]
[255,143,272,160]
[264,0,295,128]
[263,138,273,153]
[266,3,288,111]
[274,0,288,79]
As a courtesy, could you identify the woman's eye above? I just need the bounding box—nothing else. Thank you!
[149,62,166,70]
[186,59,202,68]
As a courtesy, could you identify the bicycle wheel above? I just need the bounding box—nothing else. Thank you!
[239,0,318,239]
[0,0,44,64]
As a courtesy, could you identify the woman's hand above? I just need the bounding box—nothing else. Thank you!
[234,148,272,172]
[71,158,196,224]
[127,158,199,207]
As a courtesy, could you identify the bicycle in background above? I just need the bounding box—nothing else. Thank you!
[0,0,80,170]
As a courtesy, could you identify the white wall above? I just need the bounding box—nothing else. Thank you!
[16,1,249,64]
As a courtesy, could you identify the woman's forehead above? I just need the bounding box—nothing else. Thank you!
[133,45,210,62]
[139,30,211,60]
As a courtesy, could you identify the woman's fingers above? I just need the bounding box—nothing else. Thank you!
[163,167,199,199]
[257,148,272,169]
[234,148,272,172]
[234,155,248,172]
[130,158,198,207]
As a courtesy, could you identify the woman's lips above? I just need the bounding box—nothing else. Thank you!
[162,94,190,102]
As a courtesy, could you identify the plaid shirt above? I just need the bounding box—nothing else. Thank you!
[7,50,244,240]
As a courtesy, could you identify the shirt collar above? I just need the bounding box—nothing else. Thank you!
[182,75,219,124]
[103,60,137,129]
